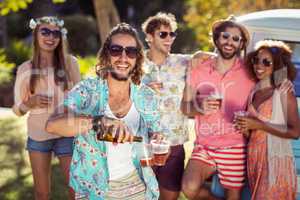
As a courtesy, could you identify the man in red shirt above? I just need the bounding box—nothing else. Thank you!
[181,16,254,200]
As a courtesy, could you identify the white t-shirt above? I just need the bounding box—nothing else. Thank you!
[104,103,140,180]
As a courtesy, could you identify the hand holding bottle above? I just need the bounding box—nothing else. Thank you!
[93,116,142,143]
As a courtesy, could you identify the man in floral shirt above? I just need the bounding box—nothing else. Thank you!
[46,23,161,200]
[141,12,193,200]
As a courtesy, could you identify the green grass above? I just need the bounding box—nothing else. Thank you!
[0,117,69,200]
[0,116,195,200]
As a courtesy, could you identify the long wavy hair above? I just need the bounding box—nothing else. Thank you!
[245,40,297,85]
[30,24,71,93]
[96,23,144,85]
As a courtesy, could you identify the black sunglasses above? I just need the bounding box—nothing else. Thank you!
[220,32,242,43]
[109,44,139,59]
[39,27,61,39]
[252,57,273,67]
[159,31,177,39]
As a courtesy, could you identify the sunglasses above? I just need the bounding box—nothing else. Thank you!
[252,57,273,67]
[39,27,61,39]
[220,32,242,43]
[109,44,139,59]
[159,31,177,39]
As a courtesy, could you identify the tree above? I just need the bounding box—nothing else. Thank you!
[0,0,65,15]
[0,0,120,45]
[0,16,7,48]
[184,0,300,51]
[92,0,120,45]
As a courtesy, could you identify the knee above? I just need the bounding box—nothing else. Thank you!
[227,196,240,200]
[226,190,241,200]
[226,195,240,200]
[181,179,199,199]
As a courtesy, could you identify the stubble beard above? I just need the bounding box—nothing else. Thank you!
[109,67,134,82]
[217,43,240,60]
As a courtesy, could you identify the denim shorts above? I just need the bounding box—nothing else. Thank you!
[26,137,74,157]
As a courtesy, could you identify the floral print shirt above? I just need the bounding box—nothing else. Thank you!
[142,53,192,145]
[64,77,161,200]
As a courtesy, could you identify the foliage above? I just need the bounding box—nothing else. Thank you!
[172,24,198,54]
[184,0,300,51]
[0,50,15,86]
[6,12,30,40]
[63,14,99,56]
[77,56,97,78]
[0,0,32,16]
[0,0,65,16]
[5,39,32,66]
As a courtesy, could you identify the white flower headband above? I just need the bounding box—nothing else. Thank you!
[29,16,68,39]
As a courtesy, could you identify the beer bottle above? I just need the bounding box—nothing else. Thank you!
[96,130,143,143]
[93,115,143,143]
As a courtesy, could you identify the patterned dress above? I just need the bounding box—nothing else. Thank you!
[247,93,297,200]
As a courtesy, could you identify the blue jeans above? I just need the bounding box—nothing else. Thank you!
[26,137,74,157]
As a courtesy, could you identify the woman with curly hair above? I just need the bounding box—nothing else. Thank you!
[235,40,299,200]
[12,16,80,199]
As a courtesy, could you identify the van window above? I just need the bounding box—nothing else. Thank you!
[284,42,300,97]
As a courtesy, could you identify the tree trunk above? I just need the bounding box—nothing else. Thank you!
[93,0,120,45]
[0,16,7,48]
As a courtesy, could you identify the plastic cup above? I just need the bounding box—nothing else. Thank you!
[136,143,154,167]
[234,111,248,118]
[209,92,223,108]
[234,111,249,134]
[151,140,170,166]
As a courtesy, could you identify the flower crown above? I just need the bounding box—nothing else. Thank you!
[29,16,68,39]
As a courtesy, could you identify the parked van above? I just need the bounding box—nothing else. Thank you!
[211,9,300,199]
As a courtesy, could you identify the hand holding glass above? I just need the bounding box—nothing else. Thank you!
[151,139,170,166]
[136,143,154,167]
[208,92,223,109]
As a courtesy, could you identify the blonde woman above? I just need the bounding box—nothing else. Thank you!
[12,16,80,200]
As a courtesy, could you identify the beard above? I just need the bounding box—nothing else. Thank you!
[217,43,240,60]
[109,66,134,81]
